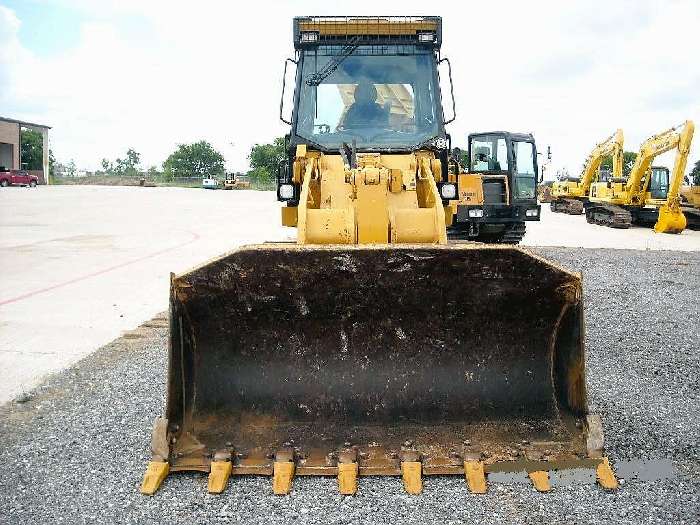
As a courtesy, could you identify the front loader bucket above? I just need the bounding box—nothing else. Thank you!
[146,244,612,494]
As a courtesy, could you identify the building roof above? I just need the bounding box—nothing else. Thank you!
[0,116,51,129]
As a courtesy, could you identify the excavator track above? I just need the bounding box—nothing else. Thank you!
[497,222,527,243]
[550,198,584,215]
[448,222,527,244]
[585,204,632,228]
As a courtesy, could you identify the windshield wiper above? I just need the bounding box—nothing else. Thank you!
[306,36,361,86]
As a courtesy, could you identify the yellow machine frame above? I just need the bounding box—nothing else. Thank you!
[282,145,450,244]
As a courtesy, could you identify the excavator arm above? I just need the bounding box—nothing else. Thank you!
[580,129,624,192]
[626,121,694,203]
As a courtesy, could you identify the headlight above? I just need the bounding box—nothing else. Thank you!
[439,183,457,200]
[526,208,539,217]
[418,31,436,43]
[300,31,319,43]
[279,183,295,200]
[468,208,484,218]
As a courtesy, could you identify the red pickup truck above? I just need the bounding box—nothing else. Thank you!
[0,170,39,187]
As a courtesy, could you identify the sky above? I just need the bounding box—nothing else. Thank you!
[1,0,698,177]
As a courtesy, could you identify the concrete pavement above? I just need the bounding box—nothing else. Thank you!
[0,185,289,403]
[522,206,700,251]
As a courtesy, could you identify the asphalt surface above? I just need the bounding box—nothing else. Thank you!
[1,247,698,524]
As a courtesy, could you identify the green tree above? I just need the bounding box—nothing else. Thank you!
[247,137,286,184]
[20,128,44,170]
[126,148,140,170]
[163,141,225,178]
[600,151,638,178]
[113,148,141,176]
[690,159,700,185]
[101,158,113,174]
[66,160,76,177]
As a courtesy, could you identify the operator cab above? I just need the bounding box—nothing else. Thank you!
[287,17,449,154]
[468,132,539,203]
[647,166,670,200]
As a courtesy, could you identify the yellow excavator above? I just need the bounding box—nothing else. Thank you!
[550,129,624,215]
[140,16,617,497]
[587,120,695,233]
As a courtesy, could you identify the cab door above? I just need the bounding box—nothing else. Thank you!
[649,168,669,200]
[511,140,538,203]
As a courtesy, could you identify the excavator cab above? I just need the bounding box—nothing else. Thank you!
[647,166,670,200]
[141,16,616,498]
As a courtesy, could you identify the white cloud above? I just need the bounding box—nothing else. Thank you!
[1,0,699,175]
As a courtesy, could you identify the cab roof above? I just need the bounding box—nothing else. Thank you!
[293,16,441,49]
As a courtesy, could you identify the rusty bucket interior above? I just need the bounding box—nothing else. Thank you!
[163,244,591,476]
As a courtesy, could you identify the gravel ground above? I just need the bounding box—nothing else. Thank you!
[1,247,698,525]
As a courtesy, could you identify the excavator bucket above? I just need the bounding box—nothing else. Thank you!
[654,204,687,234]
[146,243,611,494]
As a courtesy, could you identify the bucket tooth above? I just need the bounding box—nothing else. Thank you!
[596,457,619,490]
[528,470,551,492]
[401,461,423,495]
[208,459,233,494]
[273,448,296,495]
[337,448,359,495]
[464,460,487,494]
[140,460,169,495]
[273,461,295,495]
[338,462,359,495]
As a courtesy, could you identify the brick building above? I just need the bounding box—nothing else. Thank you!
[0,116,51,184]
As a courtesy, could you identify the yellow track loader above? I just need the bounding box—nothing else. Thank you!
[551,129,624,215]
[141,16,617,497]
[587,120,694,233]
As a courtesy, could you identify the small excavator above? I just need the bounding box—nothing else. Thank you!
[550,129,624,215]
[587,120,694,233]
[141,16,618,497]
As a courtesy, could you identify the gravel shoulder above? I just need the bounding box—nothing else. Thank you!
[1,247,698,525]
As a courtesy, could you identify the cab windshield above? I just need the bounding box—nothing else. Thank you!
[295,46,442,149]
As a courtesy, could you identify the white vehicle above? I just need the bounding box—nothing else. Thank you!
[202,177,219,189]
